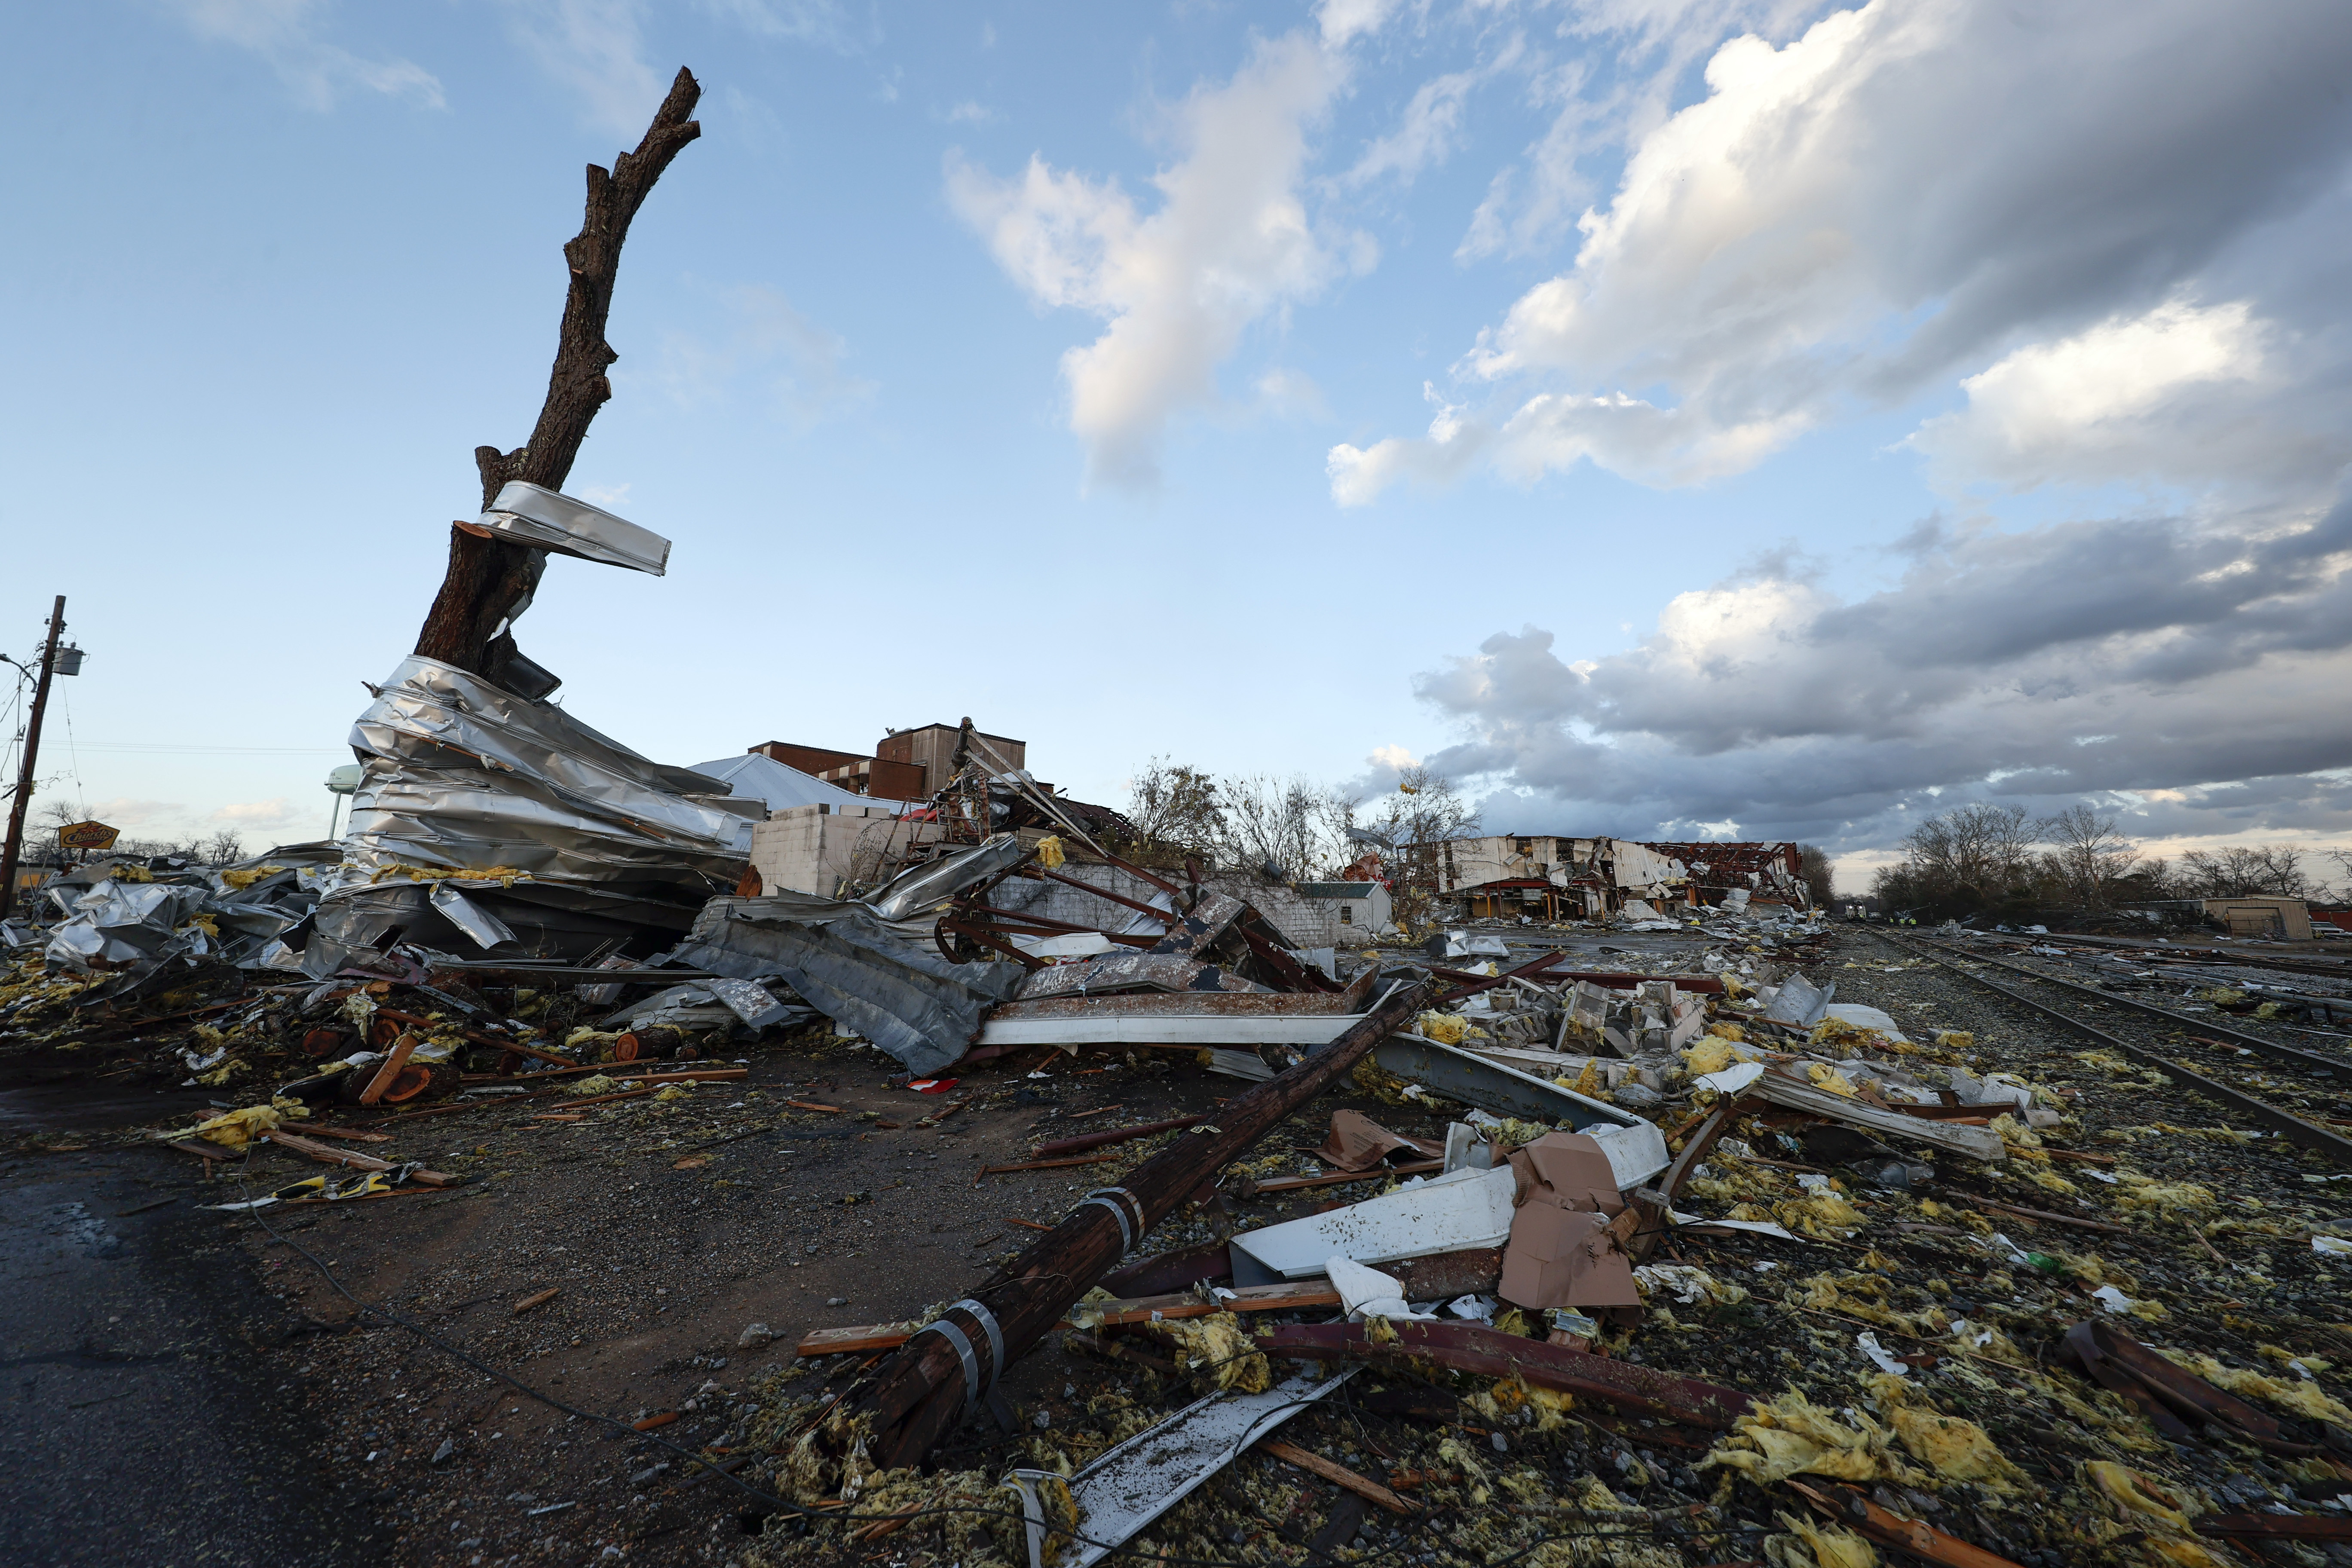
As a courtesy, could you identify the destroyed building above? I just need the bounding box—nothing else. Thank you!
[11,72,2351,1565]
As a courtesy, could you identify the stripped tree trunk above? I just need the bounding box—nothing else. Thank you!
[412,67,701,687]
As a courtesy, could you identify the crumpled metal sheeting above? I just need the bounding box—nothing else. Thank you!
[673,895,1026,1075]
[303,876,703,977]
[865,834,1030,922]
[339,656,760,887]
[43,880,212,970]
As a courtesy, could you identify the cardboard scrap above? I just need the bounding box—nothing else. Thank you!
[1498,1131,1640,1311]
[1314,1109,1445,1172]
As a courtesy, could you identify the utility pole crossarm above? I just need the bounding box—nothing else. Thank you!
[0,595,67,921]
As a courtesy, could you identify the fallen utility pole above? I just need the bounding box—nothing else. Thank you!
[0,595,66,921]
[802,978,1425,1477]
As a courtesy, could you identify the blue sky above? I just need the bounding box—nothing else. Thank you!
[6,0,2351,888]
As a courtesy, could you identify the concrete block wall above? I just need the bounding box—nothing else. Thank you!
[749,805,937,897]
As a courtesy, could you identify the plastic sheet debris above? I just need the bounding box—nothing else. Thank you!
[1326,1256,1432,1320]
[1314,1108,1442,1171]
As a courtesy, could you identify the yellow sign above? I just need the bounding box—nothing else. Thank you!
[57,820,120,851]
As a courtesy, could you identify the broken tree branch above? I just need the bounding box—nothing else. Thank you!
[412,67,701,686]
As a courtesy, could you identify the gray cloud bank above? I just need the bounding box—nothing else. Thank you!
[1388,0,2352,853]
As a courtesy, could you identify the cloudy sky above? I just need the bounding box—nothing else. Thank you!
[6,0,2351,886]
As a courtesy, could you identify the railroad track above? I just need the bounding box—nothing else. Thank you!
[1873,929,2352,1168]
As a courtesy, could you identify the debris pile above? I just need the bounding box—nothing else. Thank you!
[6,487,2348,1568]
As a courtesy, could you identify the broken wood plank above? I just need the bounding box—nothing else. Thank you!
[1629,1093,1752,1264]
[1258,1439,1417,1515]
[785,1099,842,1113]
[1957,1193,2132,1234]
[1237,1160,1442,1196]
[796,1323,920,1358]
[262,1130,457,1186]
[278,1121,395,1143]
[377,1008,577,1068]
[513,1288,559,1314]
[358,1030,422,1105]
[1032,1112,1217,1159]
[1258,1320,1751,1430]
[1749,1072,2007,1162]
[2196,1514,2352,1542]
[1089,1280,1342,1327]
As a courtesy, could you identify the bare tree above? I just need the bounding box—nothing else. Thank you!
[2036,803,2140,907]
[200,829,245,867]
[2178,845,2312,898]
[1796,844,1835,907]
[410,70,702,692]
[1872,802,2040,913]
[1365,766,1482,933]
[1214,774,1357,882]
[1121,757,1225,864]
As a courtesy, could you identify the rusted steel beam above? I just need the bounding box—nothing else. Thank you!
[1627,1093,1752,1264]
[803,978,1427,1476]
[1255,1320,1752,1430]
[1030,864,1173,924]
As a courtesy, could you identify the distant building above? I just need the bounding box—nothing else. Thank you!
[1432,835,1687,920]
[747,723,1033,803]
[2202,896,2313,941]
[1292,881,1394,944]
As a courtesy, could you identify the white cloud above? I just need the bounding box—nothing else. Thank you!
[1345,63,1483,188]
[211,797,309,833]
[948,33,1356,489]
[1901,298,2337,495]
[80,797,190,832]
[1330,380,1810,502]
[700,0,854,48]
[1346,0,2352,500]
[1253,367,1330,421]
[496,0,665,136]
[1319,0,1403,50]
[644,284,873,428]
[161,0,444,110]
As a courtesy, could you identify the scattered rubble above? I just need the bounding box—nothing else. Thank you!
[9,463,2352,1565]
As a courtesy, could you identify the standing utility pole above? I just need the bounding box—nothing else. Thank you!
[0,595,66,921]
